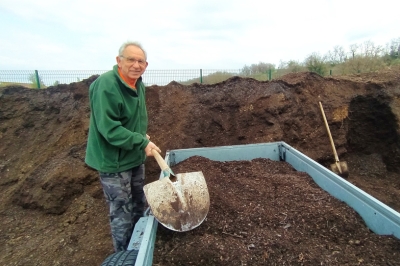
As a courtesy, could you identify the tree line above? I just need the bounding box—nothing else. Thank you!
[241,37,400,77]
[183,37,399,85]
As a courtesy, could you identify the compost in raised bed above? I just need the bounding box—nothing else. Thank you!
[153,156,400,265]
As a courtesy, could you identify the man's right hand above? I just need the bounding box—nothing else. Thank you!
[144,141,161,156]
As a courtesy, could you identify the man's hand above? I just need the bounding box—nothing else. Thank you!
[144,141,161,156]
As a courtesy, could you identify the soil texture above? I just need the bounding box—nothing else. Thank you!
[0,68,400,265]
[153,156,400,265]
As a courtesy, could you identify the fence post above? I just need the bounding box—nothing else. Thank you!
[268,69,272,80]
[200,69,203,84]
[330,69,332,75]
[34,70,41,89]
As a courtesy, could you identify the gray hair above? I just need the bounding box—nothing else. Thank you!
[118,41,147,60]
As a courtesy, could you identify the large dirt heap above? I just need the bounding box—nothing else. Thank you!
[0,69,399,265]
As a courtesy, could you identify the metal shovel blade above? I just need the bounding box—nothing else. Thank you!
[144,170,210,232]
[331,161,349,178]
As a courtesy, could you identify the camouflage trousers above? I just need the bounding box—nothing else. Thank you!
[99,164,146,252]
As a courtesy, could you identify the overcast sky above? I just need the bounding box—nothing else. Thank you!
[0,0,399,70]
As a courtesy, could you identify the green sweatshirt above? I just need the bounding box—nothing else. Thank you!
[85,65,150,173]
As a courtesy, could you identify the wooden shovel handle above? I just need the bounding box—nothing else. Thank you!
[319,102,340,162]
[151,149,170,171]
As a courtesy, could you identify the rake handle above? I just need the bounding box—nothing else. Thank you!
[319,102,340,163]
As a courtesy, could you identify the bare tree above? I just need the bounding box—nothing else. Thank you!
[325,45,348,70]
[361,40,383,57]
[389,38,400,58]
[325,50,336,67]
[334,45,347,63]
[241,62,275,75]
[349,44,359,59]
[241,65,251,76]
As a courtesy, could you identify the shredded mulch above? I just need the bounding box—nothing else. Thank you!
[153,156,400,266]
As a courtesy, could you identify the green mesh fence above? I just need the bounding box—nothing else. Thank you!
[0,70,107,88]
[0,69,248,88]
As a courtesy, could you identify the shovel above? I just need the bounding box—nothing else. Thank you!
[319,102,349,178]
[143,149,210,232]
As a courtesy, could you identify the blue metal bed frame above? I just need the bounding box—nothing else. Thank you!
[127,141,400,266]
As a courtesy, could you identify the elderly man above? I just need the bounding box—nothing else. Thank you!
[85,41,161,252]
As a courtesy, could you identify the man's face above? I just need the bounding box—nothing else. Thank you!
[116,45,148,80]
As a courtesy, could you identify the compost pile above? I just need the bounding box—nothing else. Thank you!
[0,68,400,266]
[154,157,400,265]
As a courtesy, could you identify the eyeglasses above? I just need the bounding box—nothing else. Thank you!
[120,56,147,66]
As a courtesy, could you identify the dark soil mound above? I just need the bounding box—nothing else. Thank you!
[0,69,399,265]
